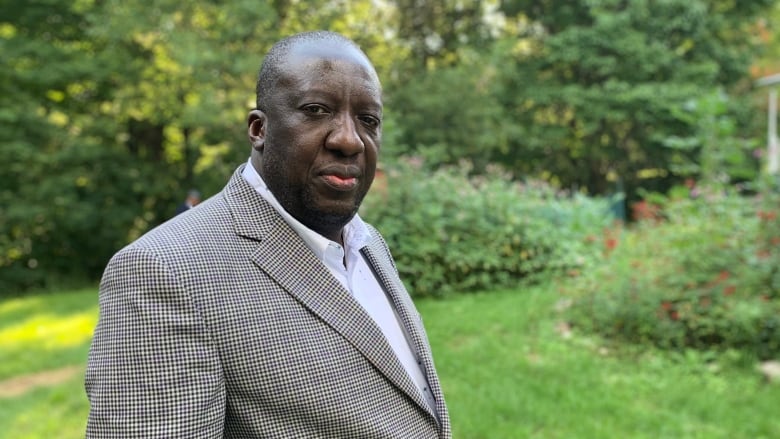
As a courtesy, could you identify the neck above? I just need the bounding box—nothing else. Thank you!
[300,214,351,247]
[320,228,344,247]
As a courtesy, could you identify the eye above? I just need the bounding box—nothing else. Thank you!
[301,104,329,115]
[359,114,381,129]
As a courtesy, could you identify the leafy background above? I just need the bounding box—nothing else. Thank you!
[3,1,780,437]
[3,0,778,293]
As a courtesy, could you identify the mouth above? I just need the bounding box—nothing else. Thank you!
[319,166,361,191]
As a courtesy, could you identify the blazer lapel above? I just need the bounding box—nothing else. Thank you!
[223,167,437,421]
[362,243,448,428]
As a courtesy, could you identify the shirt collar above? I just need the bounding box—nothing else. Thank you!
[241,159,371,259]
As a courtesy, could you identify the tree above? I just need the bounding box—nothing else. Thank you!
[496,0,773,197]
[1,0,283,291]
[388,0,773,200]
[0,0,127,289]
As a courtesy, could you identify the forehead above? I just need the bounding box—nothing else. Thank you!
[275,42,382,99]
[286,40,377,75]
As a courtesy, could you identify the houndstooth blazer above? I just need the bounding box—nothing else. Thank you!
[85,165,451,438]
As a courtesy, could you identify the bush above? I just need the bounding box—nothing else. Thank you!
[361,158,615,297]
[566,187,780,358]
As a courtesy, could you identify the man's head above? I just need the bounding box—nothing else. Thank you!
[248,31,382,243]
[186,189,201,206]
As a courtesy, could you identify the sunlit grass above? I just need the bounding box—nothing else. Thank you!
[0,288,97,439]
[1,312,96,349]
[0,288,97,379]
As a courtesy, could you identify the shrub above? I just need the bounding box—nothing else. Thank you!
[566,187,780,358]
[361,158,615,297]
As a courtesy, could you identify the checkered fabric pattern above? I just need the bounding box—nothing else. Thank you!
[85,165,451,438]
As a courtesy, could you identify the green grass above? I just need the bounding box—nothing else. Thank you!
[0,288,97,439]
[418,286,780,438]
[1,285,779,438]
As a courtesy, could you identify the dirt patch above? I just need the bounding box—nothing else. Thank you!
[0,365,82,398]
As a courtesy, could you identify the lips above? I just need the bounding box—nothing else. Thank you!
[319,165,361,191]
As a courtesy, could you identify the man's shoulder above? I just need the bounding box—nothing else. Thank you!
[123,194,233,258]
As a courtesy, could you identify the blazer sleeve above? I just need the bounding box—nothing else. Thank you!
[85,246,225,438]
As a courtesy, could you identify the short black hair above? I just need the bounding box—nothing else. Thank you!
[255,31,366,111]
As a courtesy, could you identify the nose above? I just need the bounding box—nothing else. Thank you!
[325,113,364,156]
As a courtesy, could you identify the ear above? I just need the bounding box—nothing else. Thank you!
[247,109,266,151]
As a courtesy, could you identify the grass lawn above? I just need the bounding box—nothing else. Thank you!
[418,286,780,438]
[0,288,97,438]
[1,285,778,438]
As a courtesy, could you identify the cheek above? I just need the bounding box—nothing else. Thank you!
[364,147,378,173]
[363,162,377,189]
[266,132,315,175]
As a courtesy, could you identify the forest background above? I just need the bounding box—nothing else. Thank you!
[4,3,780,436]
[3,0,780,295]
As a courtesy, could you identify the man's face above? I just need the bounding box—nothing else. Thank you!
[249,43,382,241]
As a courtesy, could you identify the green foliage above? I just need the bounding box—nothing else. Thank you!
[386,52,520,170]
[501,0,770,197]
[1,0,775,294]
[663,89,759,185]
[1,0,283,293]
[1,140,154,291]
[361,158,615,296]
[567,190,780,358]
[0,0,128,291]
[387,0,774,206]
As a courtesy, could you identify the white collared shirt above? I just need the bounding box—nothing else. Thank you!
[241,160,437,414]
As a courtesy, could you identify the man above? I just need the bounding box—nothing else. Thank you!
[85,31,451,438]
[174,189,201,215]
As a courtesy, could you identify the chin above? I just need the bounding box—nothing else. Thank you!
[300,189,364,228]
[307,204,358,228]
